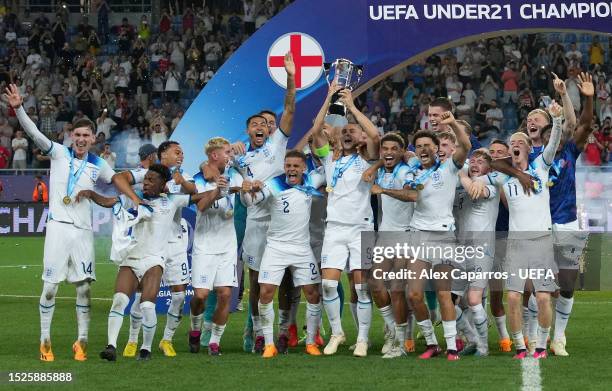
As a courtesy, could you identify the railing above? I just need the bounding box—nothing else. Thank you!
[15,0,152,14]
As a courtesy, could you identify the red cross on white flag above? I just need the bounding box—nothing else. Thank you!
[267,33,324,90]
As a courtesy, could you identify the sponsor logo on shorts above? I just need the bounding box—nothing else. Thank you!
[247,256,254,265]
[200,275,207,283]
[321,255,328,265]
[262,271,269,280]
[45,268,53,277]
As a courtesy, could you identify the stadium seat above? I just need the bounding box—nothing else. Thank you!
[564,33,577,44]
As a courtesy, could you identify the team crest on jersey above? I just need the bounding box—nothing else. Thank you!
[169,184,181,193]
[91,168,99,181]
[161,197,169,208]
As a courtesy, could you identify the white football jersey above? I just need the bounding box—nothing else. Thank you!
[46,142,115,230]
[263,170,326,249]
[491,154,552,238]
[127,194,190,261]
[409,159,461,231]
[234,129,288,219]
[323,153,373,226]
[131,166,193,243]
[192,168,243,254]
[378,164,414,231]
[456,174,500,236]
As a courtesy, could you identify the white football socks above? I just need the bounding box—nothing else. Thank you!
[355,284,372,343]
[140,301,157,352]
[107,293,129,347]
[39,282,58,344]
[163,291,185,341]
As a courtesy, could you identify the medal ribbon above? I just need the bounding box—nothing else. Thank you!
[375,163,404,189]
[330,154,358,188]
[405,159,440,190]
[66,149,88,200]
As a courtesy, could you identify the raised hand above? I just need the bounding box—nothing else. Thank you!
[440,111,456,125]
[362,166,378,183]
[231,141,246,156]
[2,84,23,108]
[551,72,567,96]
[337,89,355,110]
[172,170,185,186]
[548,100,563,118]
[577,72,594,97]
[284,52,295,77]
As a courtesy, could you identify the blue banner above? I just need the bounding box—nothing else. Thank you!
[174,0,611,173]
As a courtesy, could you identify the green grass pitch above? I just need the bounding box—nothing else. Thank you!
[1,236,611,390]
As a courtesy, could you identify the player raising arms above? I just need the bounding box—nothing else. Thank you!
[113,140,196,357]
[406,110,471,361]
[233,52,295,353]
[188,137,243,356]
[493,101,564,359]
[312,88,380,357]
[242,150,325,358]
[4,84,117,362]
[369,133,416,358]
[540,72,594,356]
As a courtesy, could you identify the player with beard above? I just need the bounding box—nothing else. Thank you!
[492,101,564,359]
[369,133,417,358]
[453,148,500,356]
[406,110,471,361]
[233,53,295,353]
[113,140,197,357]
[487,139,513,352]
[5,84,117,362]
[537,73,594,356]
[312,88,380,357]
[242,150,325,358]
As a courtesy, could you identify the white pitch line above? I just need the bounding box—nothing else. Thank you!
[0,294,112,301]
[521,357,542,391]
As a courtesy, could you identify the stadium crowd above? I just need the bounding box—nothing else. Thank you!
[0,3,611,171]
[0,0,291,169]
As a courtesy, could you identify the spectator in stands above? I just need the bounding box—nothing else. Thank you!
[0,117,14,150]
[596,78,610,115]
[32,175,49,203]
[243,0,257,35]
[11,129,28,172]
[96,109,117,139]
[481,74,499,104]
[600,97,612,123]
[0,142,10,170]
[589,36,605,68]
[97,0,111,44]
[566,71,582,113]
[501,62,519,103]
[165,63,181,102]
[150,119,169,148]
[456,95,472,122]
[485,99,503,129]
[584,123,605,166]
[100,142,117,169]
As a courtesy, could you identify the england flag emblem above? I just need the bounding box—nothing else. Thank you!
[267,32,324,90]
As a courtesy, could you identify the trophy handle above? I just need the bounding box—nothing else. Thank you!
[323,62,333,86]
[349,65,364,90]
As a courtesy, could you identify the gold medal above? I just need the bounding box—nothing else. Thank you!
[225,209,234,219]
[63,196,71,205]
[416,184,424,191]
[546,181,554,187]
[326,186,333,193]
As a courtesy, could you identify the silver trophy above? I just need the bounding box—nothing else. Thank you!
[324,58,363,117]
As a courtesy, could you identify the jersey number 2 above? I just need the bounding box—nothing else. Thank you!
[282,200,290,214]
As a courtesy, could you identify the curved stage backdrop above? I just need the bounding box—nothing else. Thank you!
[174,0,611,172]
